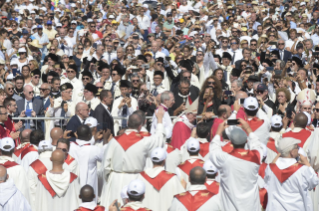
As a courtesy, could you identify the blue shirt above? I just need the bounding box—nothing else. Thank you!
[290,21,296,29]
[247,21,261,31]
[33,32,49,55]
[311,34,319,46]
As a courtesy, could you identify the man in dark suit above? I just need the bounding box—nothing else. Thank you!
[66,102,90,141]
[35,83,51,132]
[14,85,45,130]
[93,90,114,136]
[278,39,292,63]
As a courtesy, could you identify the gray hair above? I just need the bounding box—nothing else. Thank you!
[160,91,172,103]
[280,144,297,157]
[130,73,140,80]
[232,79,243,88]
[4,81,14,89]
[278,39,285,44]
[38,146,53,154]
[276,60,285,69]
[305,39,313,45]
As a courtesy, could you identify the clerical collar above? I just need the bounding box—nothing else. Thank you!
[178,92,190,98]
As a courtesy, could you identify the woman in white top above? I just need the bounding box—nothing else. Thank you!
[17,48,29,71]
[6,38,19,61]
[178,0,193,14]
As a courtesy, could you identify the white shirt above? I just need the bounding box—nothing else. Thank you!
[151,104,173,138]
[136,15,150,30]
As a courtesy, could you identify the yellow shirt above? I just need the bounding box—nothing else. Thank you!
[43,28,57,40]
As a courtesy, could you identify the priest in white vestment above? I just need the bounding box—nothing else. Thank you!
[265,115,283,164]
[264,137,319,211]
[137,147,185,211]
[100,107,166,208]
[74,184,106,211]
[34,149,81,211]
[0,166,32,211]
[0,137,30,202]
[210,120,263,211]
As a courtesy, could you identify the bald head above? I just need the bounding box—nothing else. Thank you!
[51,149,65,165]
[218,104,231,119]
[235,91,248,100]
[189,166,206,185]
[95,82,103,87]
[50,127,63,145]
[79,185,95,202]
[76,102,88,113]
[23,85,33,92]
[0,165,8,183]
[21,129,32,143]
[294,113,308,128]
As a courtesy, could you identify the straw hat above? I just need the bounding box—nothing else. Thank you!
[28,39,43,48]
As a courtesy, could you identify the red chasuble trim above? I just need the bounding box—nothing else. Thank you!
[115,132,143,151]
[65,154,75,165]
[140,170,175,191]
[282,129,312,148]
[30,160,48,175]
[14,143,30,157]
[267,138,278,153]
[205,181,220,195]
[70,172,78,183]
[269,163,303,183]
[259,188,268,209]
[258,163,268,179]
[229,148,261,165]
[166,144,175,154]
[139,131,151,137]
[245,117,264,132]
[38,174,56,197]
[120,207,152,211]
[0,161,19,168]
[21,145,38,159]
[199,142,210,157]
[178,159,205,176]
[222,142,234,154]
[175,190,215,211]
[75,206,106,211]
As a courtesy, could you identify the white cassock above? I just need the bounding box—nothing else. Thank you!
[210,132,263,211]
[264,157,319,211]
[180,137,210,162]
[0,179,32,211]
[85,97,101,111]
[34,170,81,211]
[104,80,121,99]
[19,144,39,173]
[246,111,271,145]
[111,95,138,136]
[12,142,30,162]
[137,166,185,211]
[69,139,105,202]
[265,131,281,164]
[76,201,105,210]
[60,77,83,103]
[121,201,150,210]
[151,104,173,138]
[100,124,166,208]
[27,151,79,210]
[285,127,313,152]
[0,156,30,202]
[169,185,221,211]
[175,156,205,189]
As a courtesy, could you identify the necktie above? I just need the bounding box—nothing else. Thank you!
[223,69,228,82]
[111,82,115,94]
[152,87,158,96]
[153,52,156,59]
[25,101,31,129]
[61,43,65,51]
[122,104,128,128]
[88,102,91,109]
[60,101,66,125]
[108,53,111,64]
[232,52,236,64]
[280,51,283,60]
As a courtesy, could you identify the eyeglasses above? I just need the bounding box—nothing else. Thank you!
[67,71,75,73]
[29,91,34,94]
[231,42,238,45]
[50,48,55,51]
[57,148,68,152]
[78,48,83,50]
[208,81,215,85]
[132,80,139,83]
[251,44,257,46]
[112,73,118,76]
[82,77,90,80]
[278,43,285,45]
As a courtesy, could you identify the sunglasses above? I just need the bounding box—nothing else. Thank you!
[104,39,110,42]
[82,77,90,80]
[67,71,75,73]
[248,93,255,97]
[292,62,296,65]
[269,35,275,37]
[96,86,103,89]
[78,48,83,50]
[127,49,134,51]
[197,54,203,56]
[316,109,319,112]
[50,49,55,51]
[132,80,139,83]
[251,44,257,46]
[39,88,48,91]
[257,90,264,94]
[260,42,265,44]
[208,81,215,85]
[112,73,118,76]
[222,41,228,43]
[33,76,39,79]
[57,148,68,152]
[7,87,13,91]
[231,42,238,45]
[29,91,34,94]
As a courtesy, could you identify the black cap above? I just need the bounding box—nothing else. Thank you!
[120,80,130,88]
[112,64,125,76]
[85,83,98,94]
[167,12,172,17]
[31,69,41,77]
[155,57,164,63]
[248,75,259,82]
[98,63,110,72]
[68,64,77,71]
[47,71,59,77]
[231,68,241,77]
[154,71,164,79]
[263,59,273,67]
[137,55,147,63]
[292,56,303,67]
[222,52,232,61]
[179,59,193,72]
[313,63,319,69]
[151,14,158,20]
[48,53,59,63]
[176,30,183,35]
[297,43,304,49]
[60,82,73,91]
[82,71,93,78]
[270,50,279,59]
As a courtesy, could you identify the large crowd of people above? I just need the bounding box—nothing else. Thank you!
[1,0,319,210]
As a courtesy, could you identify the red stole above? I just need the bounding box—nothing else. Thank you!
[229,148,261,165]
[171,121,191,149]
[4,116,20,146]
[0,124,10,139]
[178,159,205,175]
[282,129,312,147]
[210,118,224,140]
[269,163,303,183]
[120,207,151,211]
[75,206,106,211]
[221,142,234,153]
[259,188,268,209]
[166,144,175,154]
[65,154,75,165]
[175,190,215,211]
[0,160,19,168]
[258,163,268,179]
[14,143,30,157]
[21,145,38,159]
[140,170,175,191]
[38,172,78,197]
[205,181,219,195]
[199,142,210,157]
[236,107,247,120]
[114,132,143,151]
[30,159,48,175]
[245,117,264,132]
[139,131,151,137]
[267,138,278,153]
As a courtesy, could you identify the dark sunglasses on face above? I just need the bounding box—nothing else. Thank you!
[67,71,75,73]
[29,91,34,94]
[248,93,254,97]
[82,77,90,80]
[39,88,48,91]
[208,81,215,85]
[132,80,139,83]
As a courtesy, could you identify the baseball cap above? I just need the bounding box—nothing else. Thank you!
[127,179,145,196]
[85,117,98,128]
[203,160,218,175]
[22,29,29,34]
[37,25,43,29]
[18,48,26,53]
[229,127,247,145]
[121,186,129,199]
[187,138,200,152]
[109,15,115,19]
[257,84,267,92]
[47,20,52,25]
[38,140,53,151]
[243,97,258,111]
[56,23,62,27]
[151,147,167,162]
[71,3,76,7]
[71,20,77,24]
[0,137,15,151]
[271,114,282,128]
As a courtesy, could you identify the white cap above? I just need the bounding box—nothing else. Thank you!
[87,18,93,23]
[6,74,13,81]
[109,15,115,19]
[38,140,53,151]
[29,0,34,2]
[271,114,282,128]
[120,186,129,199]
[19,10,24,15]
[300,2,306,5]
[71,3,76,7]
[243,96,258,111]
[40,7,47,11]
[260,143,268,159]
[187,138,200,152]
[303,111,311,126]
[0,137,15,152]
[189,31,198,37]
[31,25,37,31]
[276,137,300,155]
[10,59,18,66]
[71,20,77,24]
[203,160,218,175]
[0,58,5,65]
[85,117,98,128]
[151,147,167,162]
[55,8,61,13]
[18,48,26,53]
[56,23,62,27]
[127,179,145,196]
[143,4,149,8]
[30,11,35,14]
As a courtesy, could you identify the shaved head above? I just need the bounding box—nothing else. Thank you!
[235,91,248,100]
[23,85,33,92]
[0,165,8,182]
[21,129,32,143]
[51,149,65,165]
[294,113,308,128]
[79,185,95,202]
[50,127,63,145]
[189,166,206,185]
